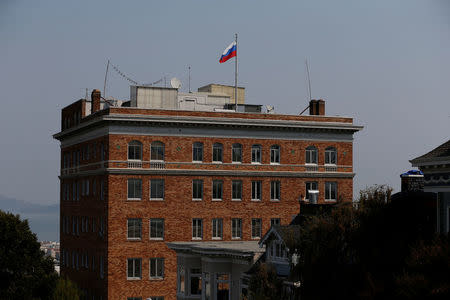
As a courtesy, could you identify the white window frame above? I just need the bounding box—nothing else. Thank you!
[270,181,281,201]
[325,147,337,165]
[251,145,262,164]
[192,142,203,162]
[192,218,203,240]
[325,182,337,202]
[212,180,223,201]
[232,143,242,163]
[127,179,142,201]
[251,218,262,239]
[149,218,164,240]
[212,218,223,240]
[231,218,242,239]
[128,141,142,161]
[127,218,142,240]
[192,180,203,201]
[149,258,164,279]
[212,143,223,163]
[232,180,242,201]
[251,181,262,201]
[270,145,280,164]
[150,179,164,201]
[305,146,318,165]
[306,181,318,201]
[150,141,165,161]
[127,258,142,280]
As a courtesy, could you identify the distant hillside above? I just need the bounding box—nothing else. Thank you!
[0,194,59,241]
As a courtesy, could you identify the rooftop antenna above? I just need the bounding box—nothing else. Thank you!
[188,65,191,93]
[305,58,312,101]
[103,59,110,98]
[299,58,312,115]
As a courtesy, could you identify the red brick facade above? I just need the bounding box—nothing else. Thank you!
[56,104,360,299]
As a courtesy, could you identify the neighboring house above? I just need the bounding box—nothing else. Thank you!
[53,84,362,300]
[410,139,450,233]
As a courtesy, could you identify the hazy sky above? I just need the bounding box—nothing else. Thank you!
[1,0,449,205]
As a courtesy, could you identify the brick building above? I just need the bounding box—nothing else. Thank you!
[53,85,362,299]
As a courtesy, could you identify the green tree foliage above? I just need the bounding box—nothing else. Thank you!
[248,263,283,300]
[0,210,58,299]
[252,185,448,300]
[52,277,80,300]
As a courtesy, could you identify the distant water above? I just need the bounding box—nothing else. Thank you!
[0,195,59,242]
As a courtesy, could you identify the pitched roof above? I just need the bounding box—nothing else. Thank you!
[259,225,301,246]
[411,139,450,164]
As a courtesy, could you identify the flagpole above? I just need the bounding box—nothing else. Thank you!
[235,33,238,112]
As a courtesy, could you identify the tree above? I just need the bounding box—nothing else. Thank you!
[395,235,450,299]
[248,263,283,300]
[52,277,80,300]
[0,210,58,299]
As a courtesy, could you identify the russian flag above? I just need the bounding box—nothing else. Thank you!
[219,41,237,63]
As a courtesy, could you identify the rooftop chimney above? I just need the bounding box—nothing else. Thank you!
[309,99,325,116]
[400,170,424,192]
[91,89,101,113]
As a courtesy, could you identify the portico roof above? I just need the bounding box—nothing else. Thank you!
[167,241,265,260]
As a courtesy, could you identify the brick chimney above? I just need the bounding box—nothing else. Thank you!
[318,99,325,115]
[309,100,318,115]
[400,170,424,192]
[309,99,325,116]
[91,89,101,113]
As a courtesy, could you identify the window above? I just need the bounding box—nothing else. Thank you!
[151,141,165,161]
[212,218,223,239]
[192,142,203,162]
[232,180,242,201]
[150,179,164,200]
[212,180,223,201]
[305,146,318,164]
[325,147,337,165]
[150,258,164,279]
[127,219,141,240]
[192,219,203,239]
[100,255,104,279]
[325,182,337,201]
[127,258,142,280]
[192,180,203,200]
[216,274,230,299]
[270,181,280,201]
[212,143,223,163]
[251,218,262,238]
[270,145,280,164]
[232,143,242,163]
[150,219,164,240]
[251,181,262,201]
[128,141,142,160]
[269,241,286,259]
[271,218,281,226]
[305,182,318,201]
[190,268,202,295]
[100,180,104,201]
[231,218,242,239]
[178,265,185,294]
[127,179,142,200]
[251,145,262,163]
